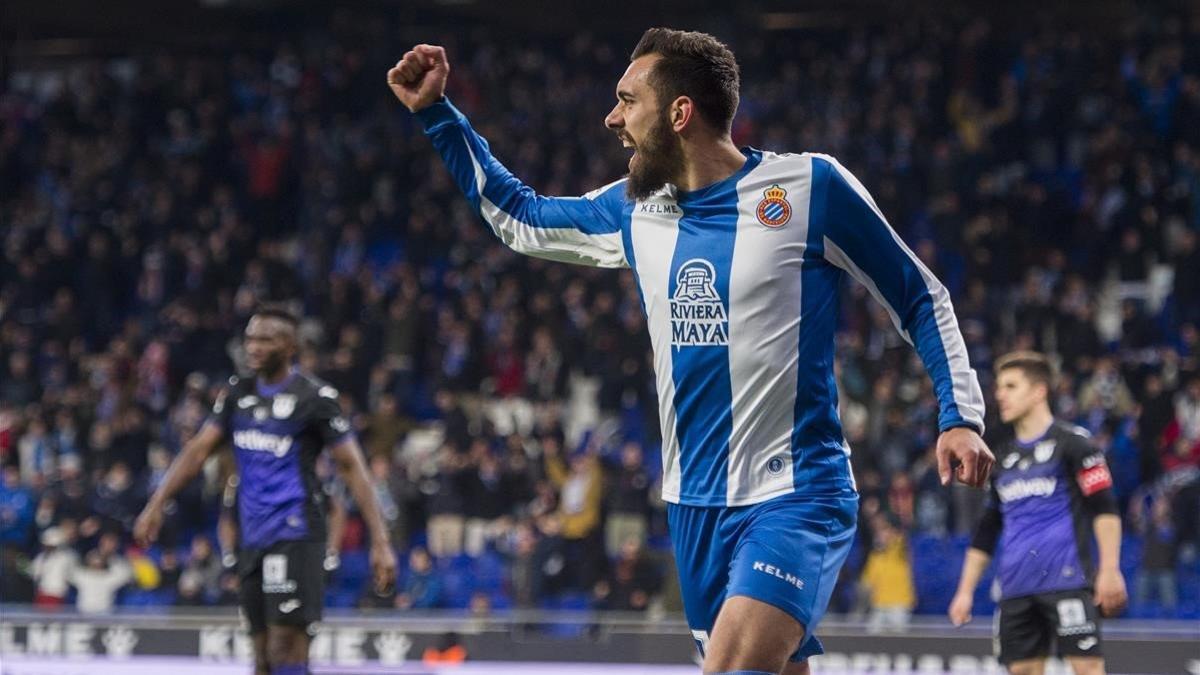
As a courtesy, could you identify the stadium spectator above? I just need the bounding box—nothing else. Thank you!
[464,450,514,557]
[423,445,470,558]
[1174,376,1200,446]
[1130,495,1179,612]
[529,515,570,602]
[0,466,34,547]
[525,327,569,403]
[0,546,34,603]
[1139,373,1177,481]
[180,535,223,602]
[158,548,182,596]
[592,538,662,612]
[1163,435,1200,473]
[70,549,132,614]
[215,571,241,606]
[543,440,602,542]
[422,632,467,665]
[503,522,542,608]
[604,441,651,557]
[367,453,412,552]
[30,526,77,608]
[543,437,605,589]
[1,353,39,407]
[46,456,89,525]
[91,462,141,535]
[16,416,53,487]
[860,514,916,634]
[1078,357,1137,421]
[176,569,206,607]
[396,547,442,610]
[363,394,409,459]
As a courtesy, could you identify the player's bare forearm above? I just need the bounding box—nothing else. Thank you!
[148,423,223,509]
[330,439,391,546]
[1093,514,1121,571]
[326,496,347,553]
[955,547,992,595]
[135,423,223,545]
[948,547,991,625]
[1092,514,1127,615]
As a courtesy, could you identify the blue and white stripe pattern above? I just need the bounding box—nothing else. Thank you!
[418,98,985,508]
[762,201,786,222]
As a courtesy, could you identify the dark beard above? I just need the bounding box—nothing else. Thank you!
[253,352,290,380]
[625,111,685,201]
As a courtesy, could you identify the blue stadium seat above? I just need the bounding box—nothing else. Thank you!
[335,549,371,593]
[471,551,506,592]
[326,588,359,608]
[439,569,471,608]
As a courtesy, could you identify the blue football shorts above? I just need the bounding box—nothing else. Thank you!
[668,490,858,661]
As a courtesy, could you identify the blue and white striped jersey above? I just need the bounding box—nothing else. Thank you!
[416,98,985,508]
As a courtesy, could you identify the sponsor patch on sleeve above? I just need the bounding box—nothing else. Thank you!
[1077,461,1113,496]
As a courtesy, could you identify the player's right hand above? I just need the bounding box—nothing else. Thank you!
[948,592,973,626]
[370,541,398,595]
[387,44,449,113]
[132,505,164,547]
[936,426,994,487]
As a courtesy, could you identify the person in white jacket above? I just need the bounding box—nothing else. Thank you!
[70,549,131,614]
[31,527,77,607]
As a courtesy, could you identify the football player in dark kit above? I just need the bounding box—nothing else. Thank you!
[135,307,397,675]
[948,351,1127,675]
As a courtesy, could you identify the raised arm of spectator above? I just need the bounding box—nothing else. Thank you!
[389,44,630,268]
[811,153,992,485]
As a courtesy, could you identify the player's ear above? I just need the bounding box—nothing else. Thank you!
[670,96,693,133]
[281,327,300,353]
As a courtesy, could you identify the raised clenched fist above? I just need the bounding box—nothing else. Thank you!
[387,44,449,113]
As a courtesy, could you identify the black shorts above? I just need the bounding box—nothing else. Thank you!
[238,540,326,634]
[996,589,1103,664]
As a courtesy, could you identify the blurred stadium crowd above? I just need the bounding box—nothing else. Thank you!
[1,8,1198,624]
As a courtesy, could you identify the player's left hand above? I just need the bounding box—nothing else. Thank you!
[1094,568,1127,617]
[370,541,398,595]
[936,427,994,487]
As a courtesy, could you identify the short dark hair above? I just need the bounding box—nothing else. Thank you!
[995,351,1054,390]
[631,28,740,133]
[252,304,299,327]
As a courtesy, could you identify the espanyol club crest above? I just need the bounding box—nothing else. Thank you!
[272,394,297,419]
[755,184,792,228]
[1034,440,1056,463]
[766,456,786,475]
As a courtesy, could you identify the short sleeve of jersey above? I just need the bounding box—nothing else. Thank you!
[971,478,1003,554]
[1062,432,1113,497]
[1060,430,1118,514]
[206,382,236,437]
[312,388,354,446]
